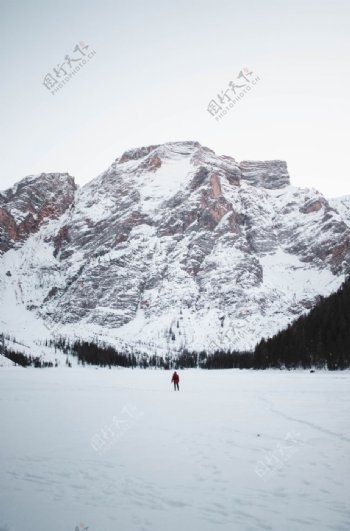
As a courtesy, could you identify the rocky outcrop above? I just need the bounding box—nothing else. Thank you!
[118,145,160,164]
[0,208,18,252]
[239,160,290,189]
[0,173,76,253]
[300,198,325,214]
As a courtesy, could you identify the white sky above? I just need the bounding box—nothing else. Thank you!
[0,0,349,198]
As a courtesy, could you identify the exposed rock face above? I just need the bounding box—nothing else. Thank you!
[300,199,325,214]
[0,173,76,253]
[0,142,349,354]
[239,160,290,189]
[0,208,18,251]
[119,145,160,163]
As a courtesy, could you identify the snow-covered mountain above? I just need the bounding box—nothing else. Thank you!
[0,141,349,357]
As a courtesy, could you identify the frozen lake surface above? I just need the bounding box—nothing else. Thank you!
[0,367,349,531]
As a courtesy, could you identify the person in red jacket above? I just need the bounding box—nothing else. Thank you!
[171,371,180,391]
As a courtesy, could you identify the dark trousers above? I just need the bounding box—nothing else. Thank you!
[173,382,179,391]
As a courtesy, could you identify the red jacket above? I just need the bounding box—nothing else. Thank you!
[171,372,179,383]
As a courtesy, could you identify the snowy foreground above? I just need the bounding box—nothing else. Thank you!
[0,368,349,531]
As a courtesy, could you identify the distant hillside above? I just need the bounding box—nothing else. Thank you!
[253,278,350,369]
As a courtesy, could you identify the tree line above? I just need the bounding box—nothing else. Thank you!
[2,278,349,370]
[253,277,350,370]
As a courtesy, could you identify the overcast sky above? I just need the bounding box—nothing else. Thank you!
[1,0,349,198]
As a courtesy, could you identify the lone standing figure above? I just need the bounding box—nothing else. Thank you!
[171,371,180,391]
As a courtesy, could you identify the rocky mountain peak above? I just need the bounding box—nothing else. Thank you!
[117,141,213,166]
[118,145,161,164]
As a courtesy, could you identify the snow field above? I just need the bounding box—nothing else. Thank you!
[0,368,349,531]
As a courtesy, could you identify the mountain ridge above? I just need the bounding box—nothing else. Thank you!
[0,141,349,358]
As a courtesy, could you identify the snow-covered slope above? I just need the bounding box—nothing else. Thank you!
[329,195,350,227]
[0,141,349,357]
[0,353,14,367]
